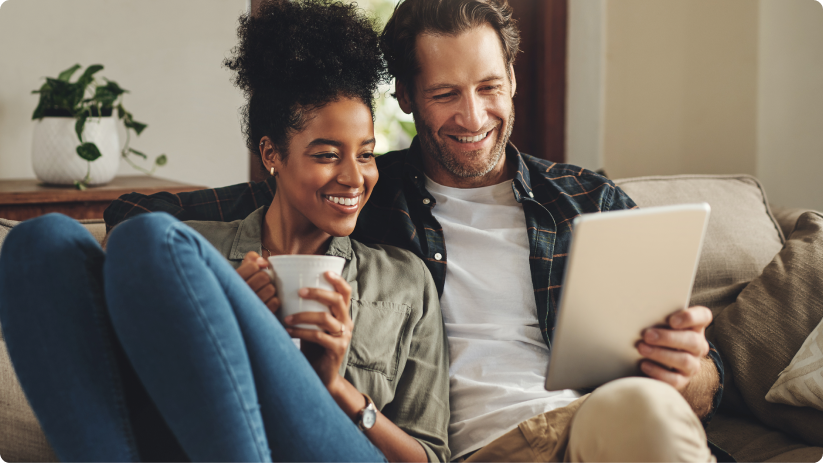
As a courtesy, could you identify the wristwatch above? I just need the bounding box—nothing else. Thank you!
[357,393,377,431]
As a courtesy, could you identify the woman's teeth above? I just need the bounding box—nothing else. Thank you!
[457,131,490,143]
[327,196,358,206]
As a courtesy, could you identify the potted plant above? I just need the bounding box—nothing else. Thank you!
[31,64,167,189]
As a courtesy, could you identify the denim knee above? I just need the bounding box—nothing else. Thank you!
[1,213,95,260]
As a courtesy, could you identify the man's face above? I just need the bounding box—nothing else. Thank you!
[399,24,516,185]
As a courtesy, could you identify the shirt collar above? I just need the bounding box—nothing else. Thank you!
[402,136,535,202]
[229,206,353,261]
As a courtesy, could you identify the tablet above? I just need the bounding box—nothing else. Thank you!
[544,203,711,391]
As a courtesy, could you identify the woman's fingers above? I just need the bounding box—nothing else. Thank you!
[246,271,274,293]
[286,327,340,351]
[298,285,350,323]
[324,271,352,305]
[286,311,346,334]
[297,272,351,323]
[264,296,280,314]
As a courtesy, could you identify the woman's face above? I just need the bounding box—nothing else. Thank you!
[270,97,378,237]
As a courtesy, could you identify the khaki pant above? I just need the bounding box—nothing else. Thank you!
[463,377,715,462]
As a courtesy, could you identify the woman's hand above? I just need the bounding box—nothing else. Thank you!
[283,271,353,389]
[236,251,280,314]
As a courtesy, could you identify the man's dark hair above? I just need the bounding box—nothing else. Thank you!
[224,0,389,157]
[380,0,520,94]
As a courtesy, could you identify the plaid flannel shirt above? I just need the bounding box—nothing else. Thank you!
[104,137,724,423]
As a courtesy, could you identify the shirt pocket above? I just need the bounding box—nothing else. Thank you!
[348,300,411,381]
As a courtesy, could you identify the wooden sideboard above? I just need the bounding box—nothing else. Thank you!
[0,176,206,222]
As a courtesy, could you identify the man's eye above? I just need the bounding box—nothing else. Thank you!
[483,85,501,92]
[432,92,455,100]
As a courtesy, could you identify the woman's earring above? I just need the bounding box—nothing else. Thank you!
[270,167,275,176]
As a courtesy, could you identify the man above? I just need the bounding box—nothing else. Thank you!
[105,0,723,460]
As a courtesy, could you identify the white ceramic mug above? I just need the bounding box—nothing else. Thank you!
[266,255,346,330]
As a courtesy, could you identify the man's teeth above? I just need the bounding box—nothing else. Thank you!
[457,131,489,143]
[328,196,358,206]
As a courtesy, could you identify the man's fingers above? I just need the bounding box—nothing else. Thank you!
[668,306,712,330]
[640,360,689,391]
[642,328,709,358]
[637,342,702,377]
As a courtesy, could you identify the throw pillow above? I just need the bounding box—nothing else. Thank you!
[765,290,823,413]
[708,211,823,446]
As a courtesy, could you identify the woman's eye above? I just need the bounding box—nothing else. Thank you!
[312,152,338,160]
[359,152,375,160]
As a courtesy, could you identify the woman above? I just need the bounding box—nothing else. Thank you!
[0,1,448,461]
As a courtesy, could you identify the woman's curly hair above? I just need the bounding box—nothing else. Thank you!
[224,0,389,157]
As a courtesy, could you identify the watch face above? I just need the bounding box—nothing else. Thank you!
[362,408,377,429]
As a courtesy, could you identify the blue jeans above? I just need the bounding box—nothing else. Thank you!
[0,213,387,462]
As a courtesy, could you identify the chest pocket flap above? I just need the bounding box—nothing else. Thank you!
[348,300,411,381]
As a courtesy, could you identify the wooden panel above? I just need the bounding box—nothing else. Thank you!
[0,176,207,221]
[508,0,568,162]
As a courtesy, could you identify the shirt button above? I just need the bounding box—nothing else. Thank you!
[422,198,431,205]
[434,253,442,260]
[528,192,534,198]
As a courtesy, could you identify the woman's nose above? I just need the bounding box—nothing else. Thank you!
[337,156,364,187]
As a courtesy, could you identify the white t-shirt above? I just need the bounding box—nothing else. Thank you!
[425,176,581,459]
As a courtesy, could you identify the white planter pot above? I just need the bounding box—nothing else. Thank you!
[31,116,120,186]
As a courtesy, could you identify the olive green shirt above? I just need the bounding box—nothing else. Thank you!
[186,207,450,462]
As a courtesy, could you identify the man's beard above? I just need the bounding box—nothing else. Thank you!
[412,106,515,179]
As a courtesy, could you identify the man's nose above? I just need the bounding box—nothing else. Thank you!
[454,93,487,133]
[337,155,364,188]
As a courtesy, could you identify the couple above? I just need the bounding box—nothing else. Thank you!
[1,0,723,462]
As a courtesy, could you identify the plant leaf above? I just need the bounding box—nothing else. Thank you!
[74,116,87,142]
[73,180,88,191]
[128,147,147,159]
[155,154,167,166]
[93,86,118,108]
[76,142,102,162]
[57,64,81,82]
[125,118,148,135]
[102,79,127,96]
[76,64,104,91]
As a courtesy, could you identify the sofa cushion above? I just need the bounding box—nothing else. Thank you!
[706,412,823,462]
[708,211,823,447]
[762,212,823,414]
[614,175,784,315]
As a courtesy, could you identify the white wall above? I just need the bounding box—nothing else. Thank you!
[0,0,248,188]
[567,0,823,211]
[757,0,823,211]
[566,0,606,172]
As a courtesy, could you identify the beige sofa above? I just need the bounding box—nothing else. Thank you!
[1,174,822,462]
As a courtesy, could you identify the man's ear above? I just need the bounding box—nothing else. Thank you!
[396,80,413,114]
[509,64,517,98]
